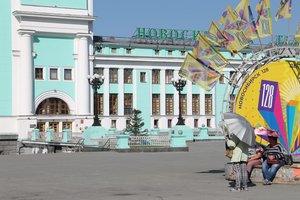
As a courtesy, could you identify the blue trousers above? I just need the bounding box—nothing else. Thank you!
[262,159,284,181]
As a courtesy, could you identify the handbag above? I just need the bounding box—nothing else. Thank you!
[266,156,280,164]
[284,154,293,165]
[225,149,233,158]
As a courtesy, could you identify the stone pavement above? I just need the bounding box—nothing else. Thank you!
[0,140,299,200]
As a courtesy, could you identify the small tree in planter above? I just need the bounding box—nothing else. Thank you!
[126,109,145,136]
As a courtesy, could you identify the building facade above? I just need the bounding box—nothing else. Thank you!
[0,0,246,139]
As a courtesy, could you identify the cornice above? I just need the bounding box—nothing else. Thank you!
[13,10,96,21]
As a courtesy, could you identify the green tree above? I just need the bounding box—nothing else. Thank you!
[125,109,145,136]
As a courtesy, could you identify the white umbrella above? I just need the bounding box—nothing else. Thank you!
[222,112,256,147]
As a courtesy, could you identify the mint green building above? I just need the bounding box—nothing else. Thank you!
[0,0,247,139]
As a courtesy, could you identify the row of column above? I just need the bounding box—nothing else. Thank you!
[96,67,212,117]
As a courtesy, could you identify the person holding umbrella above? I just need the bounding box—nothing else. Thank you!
[226,135,250,192]
[261,130,285,185]
[222,112,256,192]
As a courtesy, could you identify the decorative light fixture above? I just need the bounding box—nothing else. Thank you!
[171,77,187,125]
[87,73,104,126]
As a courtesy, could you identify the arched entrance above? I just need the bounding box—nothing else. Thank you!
[35,98,72,133]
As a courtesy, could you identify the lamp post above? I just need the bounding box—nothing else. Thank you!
[172,77,187,125]
[88,73,104,126]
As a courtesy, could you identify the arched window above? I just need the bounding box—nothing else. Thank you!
[36,98,69,115]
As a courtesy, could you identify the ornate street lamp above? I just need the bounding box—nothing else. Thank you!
[172,77,187,125]
[88,73,104,126]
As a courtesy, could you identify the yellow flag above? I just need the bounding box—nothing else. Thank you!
[235,0,258,40]
[275,0,292,21]
[179,53,221,91]
[207,20,229,48]
[255,0,273,38]
[219,5,249,52]
[193,33,229,73]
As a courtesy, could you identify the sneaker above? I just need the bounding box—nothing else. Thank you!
[242,187,248,191]
[229,188,241,192]
[263,179,272,185]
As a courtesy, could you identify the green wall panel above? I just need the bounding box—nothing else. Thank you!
[0,0,12,115]
[136,69,151,130]
[33,36,75,100]
[21,0,87,9]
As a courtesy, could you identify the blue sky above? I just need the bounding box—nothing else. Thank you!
[93,0,299,42]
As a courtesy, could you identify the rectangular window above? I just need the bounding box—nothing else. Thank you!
[109,68,118,83]
[154,49,159,55]
[126,48,131,54]
[166,94,174,115]
[152,94,160,115]
[111,48,117,53]
[64,69,72,80]
[109,94,118,115]
[140,72,146,83]
[194,119,199,128]
[96,94,104,115]
[219,74,225,84]
[49,68,58,80]
[37,122,45,132]
[152,69,160,84]
[192,94,200,115]
[165,70,173,84]
[126,119,130,128]
[205,94,212,115]
[180,94,187,115]
[124,94,133,115]
[168,50,173,55]
[207,118,211,127]
[111,120,116,128]
[94,68,104,76]
[35,68,43,80]
[168,119,172,128]
[180,51,186,56]
[124,69,132,84]
[154,119,158,128]
[62,122,72,129]
[49,122,59,133]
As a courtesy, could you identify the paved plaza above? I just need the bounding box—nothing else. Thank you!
[0,140,299,200]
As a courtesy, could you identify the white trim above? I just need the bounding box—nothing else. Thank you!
[48,67,60,81]
[34,65,46,80]
[35,90,75,114]
[62,67,73,81]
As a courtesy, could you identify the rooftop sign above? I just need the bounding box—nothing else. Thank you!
[133,27,206,41]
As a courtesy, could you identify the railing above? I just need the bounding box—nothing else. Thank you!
[100,137,117,149]
[207,128,224,136]
[27,131,83,142]
[129,136,170,147]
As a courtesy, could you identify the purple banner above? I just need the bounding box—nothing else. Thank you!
[258,80,278,111]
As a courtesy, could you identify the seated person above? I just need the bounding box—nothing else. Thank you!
[262,136,285,185]
[247,145,264,183]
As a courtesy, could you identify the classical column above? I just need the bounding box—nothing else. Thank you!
[103,67,109,116]
[118,68,124,116]
[160,69,166,116]
[18,30,35,115]
[76,34,90,115]
[187,81,192,115]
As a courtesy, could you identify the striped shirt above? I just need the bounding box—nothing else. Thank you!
[263,143,284,160]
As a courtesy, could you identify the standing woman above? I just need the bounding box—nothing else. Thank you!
[262,133,285,185]
[226,135,249,192]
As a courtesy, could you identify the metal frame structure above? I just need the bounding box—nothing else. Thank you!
[222,45,300,116]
